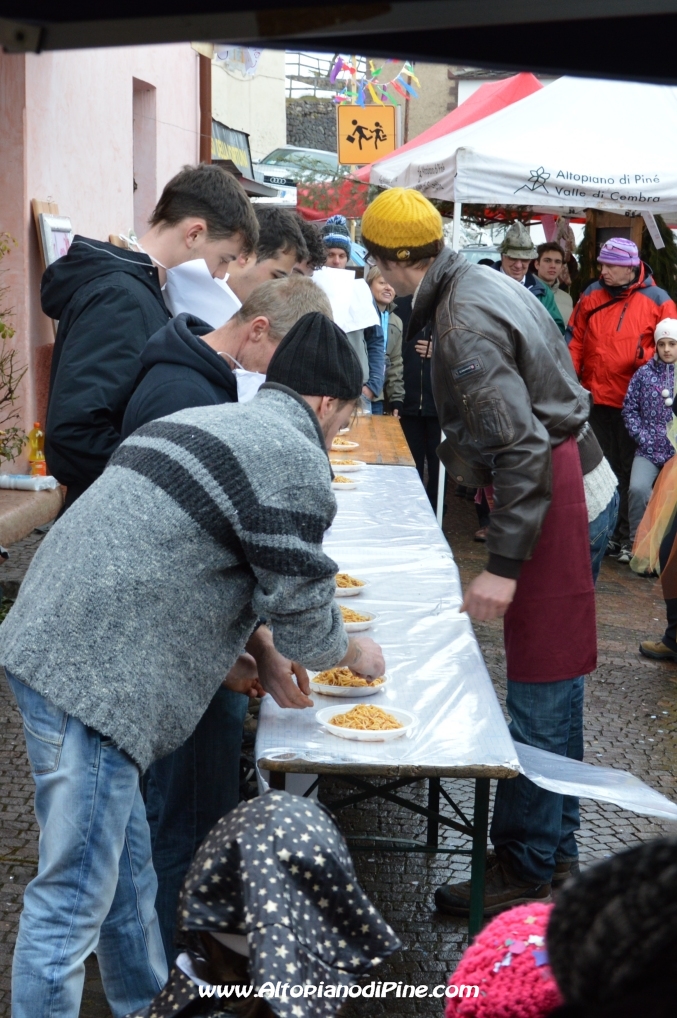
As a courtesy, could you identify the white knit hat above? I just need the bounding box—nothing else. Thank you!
[655,319,677,342]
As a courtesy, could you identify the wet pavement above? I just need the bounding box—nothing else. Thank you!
[1,494,676,1016]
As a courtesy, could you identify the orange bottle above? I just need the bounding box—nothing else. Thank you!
[27,422,47,476]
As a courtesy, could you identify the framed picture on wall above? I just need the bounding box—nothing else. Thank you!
[38,214,74,266]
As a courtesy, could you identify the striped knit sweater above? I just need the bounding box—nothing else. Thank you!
[0,384,347,771]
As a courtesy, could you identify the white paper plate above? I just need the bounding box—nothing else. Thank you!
[340,610,379,632]
[328,459,364,473]
[317,704,416,741]
[309,672,387,698]
[334,578,368,598]
[331,440,359,450]
[331,478,358,491]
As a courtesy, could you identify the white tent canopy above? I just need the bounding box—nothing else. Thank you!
[370,76,677,215]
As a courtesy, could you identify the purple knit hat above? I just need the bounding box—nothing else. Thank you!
[598,237,640,266]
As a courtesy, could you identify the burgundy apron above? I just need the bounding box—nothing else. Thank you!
[503,436,597,683]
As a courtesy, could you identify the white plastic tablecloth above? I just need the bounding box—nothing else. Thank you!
[255,462,677,822]
[256,464,520,777]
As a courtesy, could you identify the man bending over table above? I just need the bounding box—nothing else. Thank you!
[1,313,384,1018]
[361,189,617,917]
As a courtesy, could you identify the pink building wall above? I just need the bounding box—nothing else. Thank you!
[0,43,199,445]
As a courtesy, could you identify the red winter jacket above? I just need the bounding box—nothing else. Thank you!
[567,263,677,409]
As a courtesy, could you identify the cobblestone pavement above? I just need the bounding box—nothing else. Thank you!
[1,497,677,1017]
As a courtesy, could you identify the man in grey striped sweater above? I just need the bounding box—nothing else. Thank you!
[1,314,383,1018]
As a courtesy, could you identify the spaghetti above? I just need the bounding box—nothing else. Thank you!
[333,476,353,484]
[313,667,384,688]
[329,705,402,730]
[336,573,365,588]
[340,605,372,623]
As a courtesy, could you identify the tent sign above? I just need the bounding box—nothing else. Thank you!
[337,106,396,165]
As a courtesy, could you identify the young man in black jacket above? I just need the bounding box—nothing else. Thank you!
[121,275,331,438]
[44,165,258,508]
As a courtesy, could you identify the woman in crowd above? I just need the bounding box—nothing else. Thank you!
[367,265,405,416]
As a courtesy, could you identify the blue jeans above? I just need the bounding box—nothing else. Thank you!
[589,489,620,583]
[144,686,248,963]
[6,671,167,1018]
[371,400,384,415]
[490,675,585,885]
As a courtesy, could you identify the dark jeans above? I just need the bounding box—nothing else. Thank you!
[400,415,440,507]
[589,404,635,542]
[490,676,585,884]
[144,685,248,963]
[371,400,384,415]
[590,489,620,583]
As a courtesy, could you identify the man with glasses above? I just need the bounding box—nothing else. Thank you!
[493,222,565,334]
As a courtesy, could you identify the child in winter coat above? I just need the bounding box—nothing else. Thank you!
[621,318,677,555]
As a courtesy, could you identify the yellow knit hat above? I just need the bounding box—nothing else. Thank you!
[361,187,444,261]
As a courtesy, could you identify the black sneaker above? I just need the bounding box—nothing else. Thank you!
[617,543,632,564]
[605,539,621,558]
[435,855,551,917]
[551,859,581,888]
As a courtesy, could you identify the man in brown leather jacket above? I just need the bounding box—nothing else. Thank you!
[361,189,618,917]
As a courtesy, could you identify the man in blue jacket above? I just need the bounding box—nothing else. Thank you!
[43,165,259,508]
[121,275,331,438]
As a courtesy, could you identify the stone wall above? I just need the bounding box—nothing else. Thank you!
[286,98,337,152]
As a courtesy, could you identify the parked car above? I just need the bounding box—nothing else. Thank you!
[252,146,339,192]
[459,245,500,265]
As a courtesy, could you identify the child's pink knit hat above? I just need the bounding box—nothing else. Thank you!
[445,903,562,1018]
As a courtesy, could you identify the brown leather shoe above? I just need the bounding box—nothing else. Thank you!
[473,526,489,543]
[435,856,551,917]
[639,640,677,662]
[551,859,580,888]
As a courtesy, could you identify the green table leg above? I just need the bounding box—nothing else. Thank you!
[468,778,490,938]
[269,771,286,791]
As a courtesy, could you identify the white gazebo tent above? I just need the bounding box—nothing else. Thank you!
[370,75,677,216]
[370,75,677,522]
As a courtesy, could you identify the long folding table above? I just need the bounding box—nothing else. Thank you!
[256,426,519,935]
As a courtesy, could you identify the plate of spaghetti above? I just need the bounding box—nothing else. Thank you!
[334,572,367,598]
[331,437,359,450]
[316,703,416,741]
[309,667,387,698]
[328,458,364,473]
[339,604,379,632]
[331,475,359,490]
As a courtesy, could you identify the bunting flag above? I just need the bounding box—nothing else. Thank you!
[330,56,421,104]
[402,61,420,86]
[397,77,419,98]
[367,82,384,105]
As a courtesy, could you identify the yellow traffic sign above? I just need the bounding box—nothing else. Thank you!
[337,105,397,165]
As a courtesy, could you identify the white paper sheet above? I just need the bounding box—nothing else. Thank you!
[313,267,380,334]
[163,259,241,328]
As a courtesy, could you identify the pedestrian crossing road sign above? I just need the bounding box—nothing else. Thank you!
[337,105,397,165]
